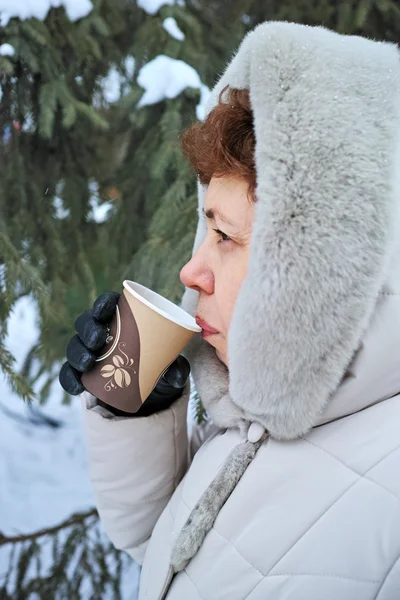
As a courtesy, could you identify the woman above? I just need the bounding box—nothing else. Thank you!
[60,22,400,599]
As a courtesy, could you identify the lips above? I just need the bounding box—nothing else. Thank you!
[195,316,219,335]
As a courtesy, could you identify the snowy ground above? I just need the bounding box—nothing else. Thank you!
[0,296,140,598]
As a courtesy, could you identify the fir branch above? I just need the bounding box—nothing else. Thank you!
[0,508,130,599]
[189,383,207,426]
[0,509,97,547]
[0,342,35,402]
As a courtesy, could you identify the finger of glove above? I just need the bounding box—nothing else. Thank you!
[92,292,120,323]
[74,310,108,352]
[59,362,85,395]
[66,334,96,373]
[159,355,190,390]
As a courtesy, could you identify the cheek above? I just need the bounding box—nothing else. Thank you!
[216,257,248,333]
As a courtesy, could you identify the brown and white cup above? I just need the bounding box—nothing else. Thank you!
[81,280,201,413]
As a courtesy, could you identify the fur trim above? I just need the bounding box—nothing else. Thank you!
[181,22,400,440]
[182,335,249,434]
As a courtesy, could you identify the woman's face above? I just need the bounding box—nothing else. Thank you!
[180,176,254,367]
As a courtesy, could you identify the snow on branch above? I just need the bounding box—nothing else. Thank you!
[0,508,97,546]
[137,55,209,120]
[163,17,185,41]
[0,44,15,56]
[0,0,93,26]
[137,0,176,15]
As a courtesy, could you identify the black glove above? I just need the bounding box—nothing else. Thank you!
[59,291,190,416]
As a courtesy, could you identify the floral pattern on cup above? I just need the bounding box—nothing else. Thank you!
[100,342,136,391]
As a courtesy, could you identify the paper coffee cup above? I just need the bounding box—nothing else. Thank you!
[81,281,201,413]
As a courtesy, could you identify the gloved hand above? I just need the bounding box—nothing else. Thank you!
[59,291,191,416]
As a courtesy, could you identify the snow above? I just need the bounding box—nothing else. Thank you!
[137,0,175,15]
[88,180,114,223]
[0,298,91,559]
[0,0,93,26]
[137,55,210,120]
[51,180,114,222]
[22,111,35,133]
[0,43,14,56]
[0,296,140,597]
[163,17,185,41]
[100,57,136,104]
[52,182,70,219]
[125,56,136,78]
[53,195,70,219]
[89,199,113,223]
[101,66,122,104]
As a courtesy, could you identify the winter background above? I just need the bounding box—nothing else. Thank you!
[0,0,207,598]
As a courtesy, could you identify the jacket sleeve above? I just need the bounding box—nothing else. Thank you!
[81,384,190,565]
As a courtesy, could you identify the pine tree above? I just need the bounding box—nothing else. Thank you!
[0,0,138,399]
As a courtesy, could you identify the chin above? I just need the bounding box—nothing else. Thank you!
[215,348,228,367]
[204,338,228,367]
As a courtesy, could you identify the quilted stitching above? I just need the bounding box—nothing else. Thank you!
[300,439,400,502]
[176,438,400,584]
[182,568,206,600]
[301,437,400,480]
[375,551,400,599]
[211,527,264,578]
[245,573,377,600]
[268,443,400,577]
[267,573,380,583]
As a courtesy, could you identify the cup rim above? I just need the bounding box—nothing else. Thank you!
[123,280,202,332]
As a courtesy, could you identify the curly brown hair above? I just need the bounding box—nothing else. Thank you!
[180,85,256,198]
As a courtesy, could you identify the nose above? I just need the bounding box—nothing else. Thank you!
[180,244,214,295]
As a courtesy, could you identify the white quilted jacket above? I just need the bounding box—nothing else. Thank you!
[83,23,400,600]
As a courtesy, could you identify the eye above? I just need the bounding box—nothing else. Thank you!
[213,228,233,244]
